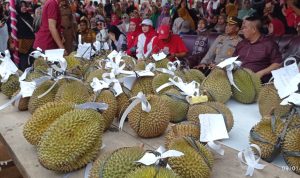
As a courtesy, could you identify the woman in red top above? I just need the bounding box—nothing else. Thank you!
[126,18,142,56]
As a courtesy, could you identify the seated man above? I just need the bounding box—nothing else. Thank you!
[233,16,282,83]
[152,25,188,61]
[194,16,243,72]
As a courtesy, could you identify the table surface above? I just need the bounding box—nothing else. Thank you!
[0,94,298,178]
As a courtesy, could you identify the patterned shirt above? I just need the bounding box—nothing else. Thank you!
[201,34,242,64]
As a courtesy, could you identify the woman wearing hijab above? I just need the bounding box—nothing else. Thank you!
[108,25,127,51]
[126,17,142,56]
[78,17,96,44]
[136,19,157,60]
[17,1,35,71]
[110,14,121,26]
[157,3,171,28]
[150,5,160,29]
[118,13,130,34]
[177,0,196,30]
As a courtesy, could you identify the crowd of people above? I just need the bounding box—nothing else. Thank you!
[0,0,300,81]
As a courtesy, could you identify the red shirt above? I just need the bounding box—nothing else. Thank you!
[33,0,61,50]
[152,34,188,61]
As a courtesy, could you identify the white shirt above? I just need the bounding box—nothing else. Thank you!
[136,33,155,59]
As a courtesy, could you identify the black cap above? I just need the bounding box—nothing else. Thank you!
[227,16,243,28]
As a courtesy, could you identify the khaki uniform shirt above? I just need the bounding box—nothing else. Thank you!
[201,34,242,64]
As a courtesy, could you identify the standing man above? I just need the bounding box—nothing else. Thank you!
[233,16,282,83]
[33,0,64,51]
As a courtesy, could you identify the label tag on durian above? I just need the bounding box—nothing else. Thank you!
[199,114,229,155]
[186,95,208,104]
[136,146,184,166]
[271,58,299,99]
[238,144,265,176]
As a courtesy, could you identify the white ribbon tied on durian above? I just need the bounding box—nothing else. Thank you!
[155,60,181,76]
[0,50,19,83]
[0,76,51,110]
[152,52,167,61]
[29,47,45,59]
[105,52,134,76]
[90,74,123,97]
[136,146,184,166]
[75,102,108,111]
[75,43,96,60]
[120,65,155,90]
[37,74,82,99]
[119,92,151,130]
[281,93,300,106]
[156,76,200,99]
[238,144,266,176]
[217,56,241,92]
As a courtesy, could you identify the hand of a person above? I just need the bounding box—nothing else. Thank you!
[0,21,4,28]
[193,64,207,69]
[208,63,216,69]
[256,70,265,79]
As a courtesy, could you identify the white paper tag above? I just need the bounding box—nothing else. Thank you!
[45,49,64,62]
[20,81,36,97]
[152,52,167,61]
[75,43,95,60]
[271,63,299,99]
[217,56,239,68]
[199,114,229,142]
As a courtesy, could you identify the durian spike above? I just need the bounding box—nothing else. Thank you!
[171,125,179,137]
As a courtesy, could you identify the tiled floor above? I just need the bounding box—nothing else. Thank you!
[0,141,22,178]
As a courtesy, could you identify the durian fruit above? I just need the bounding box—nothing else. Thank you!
[125,166,180,178]
[168,137,213,178]
[28,80,58,114]
[55,80,91,104]
[12,90,30,111]
[187,102,234,132]
[152,73,174,94]
[282,127,300,175]
[116,90,131,118]
[92,90,117,130]
[183,69,206,84]
[25,71,45,82]
[155,58,169,68]
[23,102,74,146]
[258,83,292,118]
[37,109,104,172]
[201,68,232,103]
[232,68,261,104]
[122,55,136,70]
[85,69,106,83]
[249,117,284,162]
[33,57,49,71]
[161,89,189,123]
[131,77,154,96]
[65,54,81,70]
[1,75,20,98]
[89,147,145,178]
[174,70,187,82]
[134,60,147,70]
[128,95,171,138]
[165,121,200,148]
